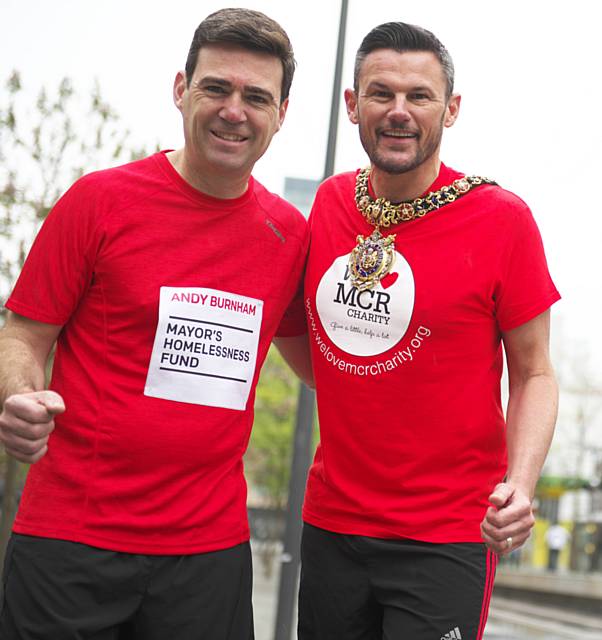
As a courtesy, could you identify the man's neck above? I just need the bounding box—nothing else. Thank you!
[370,157,441,203]
[167,149,249,200]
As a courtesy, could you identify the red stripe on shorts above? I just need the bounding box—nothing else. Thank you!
[476,549,498,639]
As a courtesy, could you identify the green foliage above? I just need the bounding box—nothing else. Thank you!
[246,347,301,509]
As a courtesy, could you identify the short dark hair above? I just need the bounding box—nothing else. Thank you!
[185,8,296,103]
[354,22,454,98]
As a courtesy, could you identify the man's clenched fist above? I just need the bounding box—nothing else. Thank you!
[0,390,65,463]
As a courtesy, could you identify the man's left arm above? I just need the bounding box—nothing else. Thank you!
[480,309,558,555]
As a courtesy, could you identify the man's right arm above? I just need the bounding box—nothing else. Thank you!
[0,311,65,463]
[273,334,314,388]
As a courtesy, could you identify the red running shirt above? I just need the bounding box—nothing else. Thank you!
[302,163,560,542]
[7,152,308,554]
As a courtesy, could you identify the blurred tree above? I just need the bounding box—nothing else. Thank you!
[0,70,150,567]
[551,331,602,489]
[245,346,314,577]
[246,347,300,511]
[0,70,147,318]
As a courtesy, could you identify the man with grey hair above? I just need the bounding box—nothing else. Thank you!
[0,8,309,639]
[294,20,559,640]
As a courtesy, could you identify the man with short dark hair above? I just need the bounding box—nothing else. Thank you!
[296,21,559,640]
[0,8,308,639]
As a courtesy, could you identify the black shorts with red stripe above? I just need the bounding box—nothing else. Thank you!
[299,523,496,640]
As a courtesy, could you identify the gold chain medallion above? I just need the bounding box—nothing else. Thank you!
[349,229,396,291]
[349,169,496,290]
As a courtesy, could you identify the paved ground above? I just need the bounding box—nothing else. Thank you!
[252,544,286,640]
[486,595,602,640]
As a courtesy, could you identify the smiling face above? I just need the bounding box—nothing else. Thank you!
[345,49,460,177]
[173,44,288,196]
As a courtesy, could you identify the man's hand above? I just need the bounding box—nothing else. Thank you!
[0,390,65,463]
[480,482,535,555]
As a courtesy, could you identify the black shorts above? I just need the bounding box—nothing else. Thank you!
[0,534,254,640]
[299,523,496,640]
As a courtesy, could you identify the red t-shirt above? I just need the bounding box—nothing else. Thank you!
[302,163,560,543]
[7,152,308,554]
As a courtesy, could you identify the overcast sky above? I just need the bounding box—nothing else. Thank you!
[2,0,601,398]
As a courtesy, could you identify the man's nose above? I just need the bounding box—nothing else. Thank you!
[219,93,247,123]
[388,95,411,122]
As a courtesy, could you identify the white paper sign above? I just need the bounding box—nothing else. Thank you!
[144,287,263,411]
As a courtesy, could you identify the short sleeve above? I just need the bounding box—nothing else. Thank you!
[6,177,104,325]
[275,218,309,338]
[494,203,560,332]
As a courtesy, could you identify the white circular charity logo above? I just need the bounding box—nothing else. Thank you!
[315,251,415,357]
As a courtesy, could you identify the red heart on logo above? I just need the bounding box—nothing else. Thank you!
[380,272,398,289]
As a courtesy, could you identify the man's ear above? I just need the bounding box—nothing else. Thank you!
[173,71,187,111]
[444,93,461,128]
[344,88,359,125]
[276,97,289,131]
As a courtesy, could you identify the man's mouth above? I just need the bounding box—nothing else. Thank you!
[212,130,248,142]
[380,129,417,139]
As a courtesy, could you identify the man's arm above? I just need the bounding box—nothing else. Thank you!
[480,309,558,555]
[273,334,314,388]
[0,311,65,463]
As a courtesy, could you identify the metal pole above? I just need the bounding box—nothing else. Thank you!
[272,383,316,640]
[273,2,349,639]
[323,0,349,181]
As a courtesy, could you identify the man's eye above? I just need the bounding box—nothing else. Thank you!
[247,94,269,105]
[371,90,392,100]
[204,85,227,95]
[410,93,429,101]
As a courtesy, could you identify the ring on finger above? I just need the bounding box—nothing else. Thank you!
[505,536,513,550]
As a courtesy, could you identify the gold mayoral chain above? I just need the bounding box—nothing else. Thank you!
[349,168,497,291]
